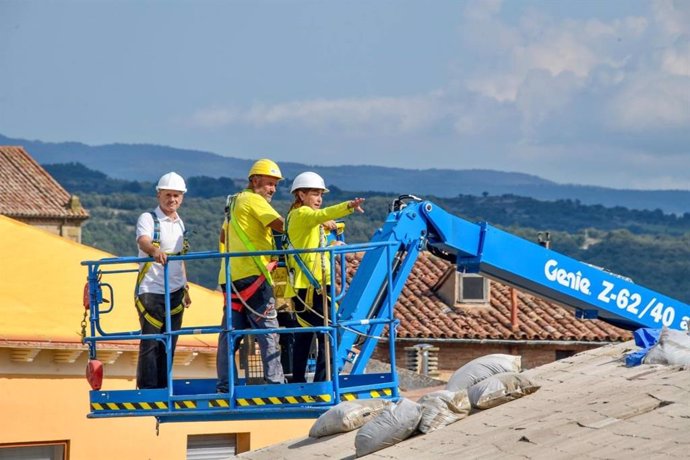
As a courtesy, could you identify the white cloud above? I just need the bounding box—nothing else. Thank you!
[467,11,648,101]
[189,108,239,128]
[661,40,690,76]
[190,95,448,135]
[463,0,503,22]
[185,0,689,191]
[652,0,690,37]
[465,75,521,102]
[514,69,582,139]
[514,31,598,79]
[608,74,690,129]
[455,0,690,151]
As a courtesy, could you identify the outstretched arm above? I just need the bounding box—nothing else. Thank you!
[348,198,365,213]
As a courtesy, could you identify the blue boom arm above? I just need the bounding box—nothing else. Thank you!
[336,198,690,373]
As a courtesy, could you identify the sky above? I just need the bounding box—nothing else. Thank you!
[1,0,689,190]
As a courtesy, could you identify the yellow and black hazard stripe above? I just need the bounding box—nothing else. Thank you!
[91,401,168,411]
[209,399,230,408]
[173,400,197,409]
[340,388,394,402]
[225,394,332,407]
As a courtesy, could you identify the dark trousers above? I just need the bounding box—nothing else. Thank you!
[292,287,330,383]
[136,289,185,389]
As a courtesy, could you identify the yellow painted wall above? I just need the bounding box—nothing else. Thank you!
[0,376,312,458]
[0,216,314,458]
[0,215,222,345]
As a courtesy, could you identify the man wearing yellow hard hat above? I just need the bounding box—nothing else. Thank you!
[216,159,286,390]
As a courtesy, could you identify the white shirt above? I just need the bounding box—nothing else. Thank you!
[135,206,187,294]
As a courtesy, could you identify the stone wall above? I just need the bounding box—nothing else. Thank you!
[15,217,83,243]
[372,340,604,375]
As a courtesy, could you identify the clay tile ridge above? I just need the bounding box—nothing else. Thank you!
[0,145,89,219]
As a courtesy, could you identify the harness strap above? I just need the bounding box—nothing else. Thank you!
[284,212,322,292]
[135,296,185,329]
[147,210,190,256]
[293,286,341,327]
[150,211,160,244]
[135,210,189,328]
[228,192,275,285]
[295,287,316,327]
[223,260,278,312]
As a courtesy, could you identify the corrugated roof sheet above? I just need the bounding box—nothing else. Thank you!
[0,145,89,219]
[344,253,631,343]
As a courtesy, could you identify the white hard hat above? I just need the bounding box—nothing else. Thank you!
[156,172,187,193]
[290,171,329,193]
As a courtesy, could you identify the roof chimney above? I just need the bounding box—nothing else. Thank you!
[68,195,82,212]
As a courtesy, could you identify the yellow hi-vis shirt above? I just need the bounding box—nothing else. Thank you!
[286,201,353,289]
[217,189,281,284]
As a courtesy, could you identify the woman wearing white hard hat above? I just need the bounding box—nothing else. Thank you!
[285,171,364,383]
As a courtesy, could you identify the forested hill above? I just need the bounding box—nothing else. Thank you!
[46,162,690,235]
[5,132,690,214]
[47,163,690,303]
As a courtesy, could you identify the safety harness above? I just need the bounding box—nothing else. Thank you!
[223,260,278,312]
[283,212,323,293]
[222,192,278,318]
[135,211,189,328]
[227,192,275,286]
[283,212,335,327]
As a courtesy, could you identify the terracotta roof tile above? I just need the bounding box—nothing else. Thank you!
[341,252,631,343]
[0,146,88,219]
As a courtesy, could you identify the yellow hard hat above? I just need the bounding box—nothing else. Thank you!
[248,158,283,180]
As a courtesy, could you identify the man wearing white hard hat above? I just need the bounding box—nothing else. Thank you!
[134,171,191,389]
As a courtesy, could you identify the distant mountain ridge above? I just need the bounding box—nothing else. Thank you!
[2,133,688,214]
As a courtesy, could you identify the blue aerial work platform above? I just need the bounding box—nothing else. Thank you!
[82,196,690,424]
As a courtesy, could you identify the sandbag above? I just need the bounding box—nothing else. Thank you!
[418,389,471,415]
[446,354,522,392]
[417,389,470,433]
[643,328,690,366]
[355,398,423,457]
[467,372,540,410]
[309,399,392,438]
